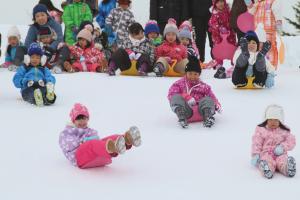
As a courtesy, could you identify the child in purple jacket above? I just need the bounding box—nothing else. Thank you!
[168,56,222,128]
[59,103,142,168]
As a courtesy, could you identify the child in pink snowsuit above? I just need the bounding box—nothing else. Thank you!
[208,0,237,78]
[251,105,296,179]
[66,28,107,72]
[168,56,221,128]
[59,103,142,169]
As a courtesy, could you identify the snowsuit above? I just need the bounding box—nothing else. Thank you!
[232,48,275,87]
[69,43,105,72]
[168,76,221,121]
[13,65,56,105]
[109,36,155,73]
[252,0,282,68]
[252,126,296,176]
[59,125,132,168]
[208,0,237,65]
[105,7,135,47]
[2,42,24,67]
[155,41,188,74]
[62,2,93,45]
[96,0,117,29]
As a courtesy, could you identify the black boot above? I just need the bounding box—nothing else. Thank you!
[214,67,226,79]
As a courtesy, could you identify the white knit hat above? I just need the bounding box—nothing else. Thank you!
[264,104,284,123]
[163,18,179,36]
[255,23,266,43]
[7,26,21,40]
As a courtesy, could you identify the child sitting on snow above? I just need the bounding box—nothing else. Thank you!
[1,26,24,70]
[144,20,162,47]
[107,22,155,76]
[59,103,142,168]
[64,28,107,73]
[178,27,199,59]
[153,18,188,77]
[168,56,221,128]
[232,31,275,88]
[251,104,296,179]
[13,43,56,106]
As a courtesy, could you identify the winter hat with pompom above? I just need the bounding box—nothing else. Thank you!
[264,104,284,123]
[145,20,160,36]
[178,27,192,40]
[179,20,193,32]
[7,26,21,41]
[28,42,44,56]
[70,103,90,122]
[163,18,179,36]
[77,28,93,43]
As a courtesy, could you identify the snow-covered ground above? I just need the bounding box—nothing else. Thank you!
[1,1,300,199]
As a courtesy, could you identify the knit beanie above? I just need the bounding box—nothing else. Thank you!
[27,42,44,56]
[163,18,179,36]
[145,20,160,36]
[179,20,192,32]
[178,27,192,40]
[77,28,93,43]
[70,103,90,122]
[245,31,259,48]
[185,56,201,74]
[33,4,48,19]
[7,26,21,41]
[264,104,284,123]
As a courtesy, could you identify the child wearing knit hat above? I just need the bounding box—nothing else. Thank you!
[178,27,199,60]
[144,20,162,47]
[65,28,107,73]
[59,103,142,168]
[1,26,24,71]
[232,30,276,88]
[153,18,188,77]
[168,56,222,128]
[13,42,56,106]
[251,104,296,179]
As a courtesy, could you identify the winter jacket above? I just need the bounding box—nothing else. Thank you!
[233,48,275,73]
[208,1,236,46]
[62,2,93,45]
[251,126,296,158]
[168,76,221,111]
[59,124,99,166]
[119,36,155,64]
[96,0,117,28]
[105,7,135,45]
[155,41,187,62]
[13,65,56,91]
[185,0,212,18]
[5,42,23,62]
[25,18,63,51]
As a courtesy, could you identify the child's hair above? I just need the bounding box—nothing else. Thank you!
[128,23,144,36]
[258,120,290,132]
[39,0,63,14]
[118,0,132,5]
[75,114,88,120]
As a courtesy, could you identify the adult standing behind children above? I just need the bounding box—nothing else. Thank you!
[149,0,189,35]
[96,0,117,29]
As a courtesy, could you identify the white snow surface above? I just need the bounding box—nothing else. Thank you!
[1,1,300,199]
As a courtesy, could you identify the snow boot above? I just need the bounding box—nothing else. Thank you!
[153,62,165,77]
[125,126,142,147]
[259,160,273,179]
[202,107,215,128]
[138,64,148,76]
[175,106,188,128]
[46,83,55,101]
[287,156,296,177]
[34,88,44,106]
[214,66,226,79]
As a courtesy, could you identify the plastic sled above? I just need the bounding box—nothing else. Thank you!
[235,76,263,89]
[237,11,255,33]
[120,60,139,76]
[163,60,184,77]
[212,33,237,61]
[187,105,203,123]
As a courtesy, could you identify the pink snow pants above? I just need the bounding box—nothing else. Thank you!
[260,152,289,176]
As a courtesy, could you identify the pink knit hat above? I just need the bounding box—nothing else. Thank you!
[70,103,90,122]
[179,20,192,32]
[77,28,93,43]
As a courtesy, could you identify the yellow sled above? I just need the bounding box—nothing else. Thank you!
[163,60,183,77]
[235,76,263,89]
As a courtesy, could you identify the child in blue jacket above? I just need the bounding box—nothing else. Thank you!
[13,43,56,106]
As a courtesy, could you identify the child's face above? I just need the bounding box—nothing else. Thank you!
[166,32,177,43]
[39,36,52,45]
[179,37,190,46]
[186,71,200,81]
[248,40,258,52]
[267,119,280,129]
[147,32,158,40]
[35,12,48,25]
[74,116,89,129]
[30,54,41,67]
[8,36,19,46]
[216,0,225,11]
[131,31,144,40]
[78,38,88,48]
[119,4,129,9]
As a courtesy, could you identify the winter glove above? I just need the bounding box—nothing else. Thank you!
[274,145,284,156]
[244,0,252,6]
[38,80,45,87]
[27,80,34,87]
[265,72,276,88]
[251,154,260,166]
[258,41,271,57]
[128,52,136,60]
[240,37,249,55]
[246,65,253,77]
[135,53,142,60]
[187,97,196,107]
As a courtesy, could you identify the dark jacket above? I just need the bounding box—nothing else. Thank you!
[186,0,212,18]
